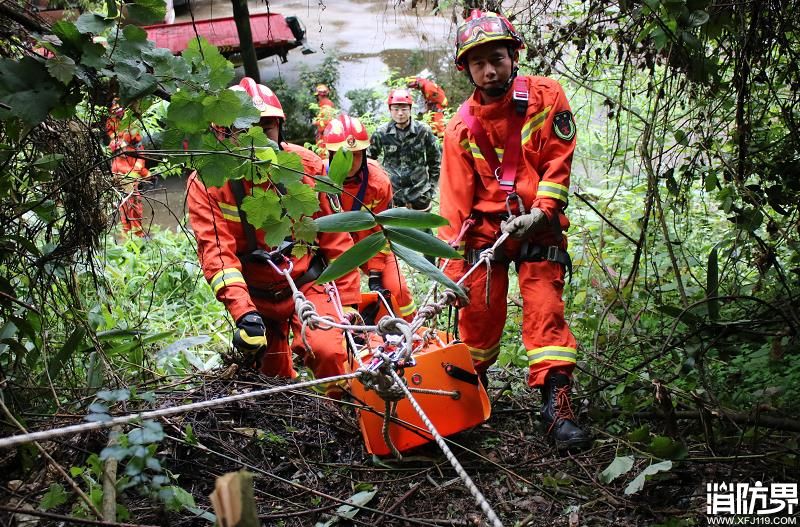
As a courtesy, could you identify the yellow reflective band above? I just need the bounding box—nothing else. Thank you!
[210,268,246,294]
[521,106,551,146]
[536,181,569,202]
[217,202,241,223]
[380,247,392,255]
[468,343,501,361]
[527,346,577,365]
[399,300,417,316]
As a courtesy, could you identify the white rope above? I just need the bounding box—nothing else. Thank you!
[388,368,504,527]
[0,372,360,450]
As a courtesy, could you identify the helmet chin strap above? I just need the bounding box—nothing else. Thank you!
[468,65,519,99]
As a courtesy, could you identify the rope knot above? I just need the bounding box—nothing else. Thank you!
[376,316,408,337]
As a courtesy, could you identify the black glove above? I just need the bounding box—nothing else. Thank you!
[368,270,391,299]
[232,312,267,368]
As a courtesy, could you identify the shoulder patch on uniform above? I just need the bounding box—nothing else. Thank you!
[553,111,576,141]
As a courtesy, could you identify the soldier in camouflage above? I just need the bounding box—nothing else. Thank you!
[367,88,441,210]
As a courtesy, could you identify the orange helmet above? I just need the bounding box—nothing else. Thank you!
[323,115,370,152]
[387,88,413,108]
[454,10,524,70]
[315,84,330,96]
[233,77,285,119]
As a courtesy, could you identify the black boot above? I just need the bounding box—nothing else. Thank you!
[540,372,590,451]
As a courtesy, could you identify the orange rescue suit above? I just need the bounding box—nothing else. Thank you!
[409,77,448,137]
[187,142,361,383]
[338,159,416,320]
[438,76,577,388]
[107,121,149,236]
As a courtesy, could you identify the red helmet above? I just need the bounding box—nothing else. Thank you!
[315,84,330,96]
[387,88,413,108]
[323,115,370,152]
[233,77,285,119]
[454,10,524,70]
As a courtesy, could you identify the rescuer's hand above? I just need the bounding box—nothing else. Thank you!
[501,208,548,240]
[232,312,267,368]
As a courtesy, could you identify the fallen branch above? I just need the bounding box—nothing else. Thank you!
[0,504,159,527]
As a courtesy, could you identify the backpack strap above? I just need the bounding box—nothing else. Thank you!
[350,167,370,212]
[229,179,258,253]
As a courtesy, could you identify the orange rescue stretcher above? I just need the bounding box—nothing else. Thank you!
[348,293,492,456]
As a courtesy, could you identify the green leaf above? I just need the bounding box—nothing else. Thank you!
[673,129,689,146]
[128,421,164,445]
[384,227,460,258]
[648,436,687,459]
[282,181,320,219]
[240,187,281,228]
[46,54,76,85]
[327,149,353,185]
[314,210,376,232]
[167,91,208,133]
[52,21,83,48]
[39,483,68,511]
[0,57,63,125]
[375,208,449,228]
[182,37,233,90]
[600,455,635,484]
[313,176,341,194]
[316,232,386,284]
[261,216,293,247]
[80,42,109,69]
[75,13,113,34]
[230,91,262,129]
[314,489,377,526]
[97,388,130,402]
[106,0,119,17]
[193,152,242,188]
[707,244,719,321]
[624,460,673,495]
[122,24,148,43]
[293,216,318,243]
[100,444,130,461]
[391,243,466,299]
[268,151,304,185]
[202,90,244,127]
[46,327,85,381]
[126,0,167,25]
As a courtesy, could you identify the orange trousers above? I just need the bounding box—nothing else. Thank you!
[445,255,576,388]
[253,283,348,395]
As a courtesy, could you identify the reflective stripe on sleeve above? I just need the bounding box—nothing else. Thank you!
[210,268,246,295]
[399,299,417,317]
[521,106,551,146]
[217,202,241,222]
[527,346,577,365]
[536,181,569,203]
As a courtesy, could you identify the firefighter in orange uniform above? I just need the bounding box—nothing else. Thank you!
[314,84,337,155]
[322,115,417,321]
[438,10,589,449]
[106,102,149,237]
[407,76,449,137]
[187,78,360,396]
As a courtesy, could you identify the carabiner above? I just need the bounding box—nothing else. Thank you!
[505,192,526,218]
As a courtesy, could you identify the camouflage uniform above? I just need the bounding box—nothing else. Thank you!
[367,120,441,209]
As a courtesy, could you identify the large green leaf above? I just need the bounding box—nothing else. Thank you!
[240,187,281,227]
[600,455,635,484]
[316,232,386,284]
[202,90,246,127]
[375,208,449,228]
[293,216,318,244]
[182,37,233,90]
[314,210,376,232]
[282,181,320,219]
[45,327,86,382]
[261,216,293,247]
[0,58,63,125]
[167,91,208,133]
[126,0,167,25]
[384,226,459,258]
[75,13,113,34]
[193,151,242,188]
[268,151,304,185]
[624,461,672,495]
[327,149,352,185]
[391,243,466,299]
[46,54,76,85]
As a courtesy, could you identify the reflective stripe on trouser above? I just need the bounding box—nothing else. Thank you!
[377,254,417,322]
[253,283,348,397]
[445,258,577,388]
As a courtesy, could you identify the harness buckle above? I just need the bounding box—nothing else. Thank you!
[512,89,529,103]
[546,246,560,262]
